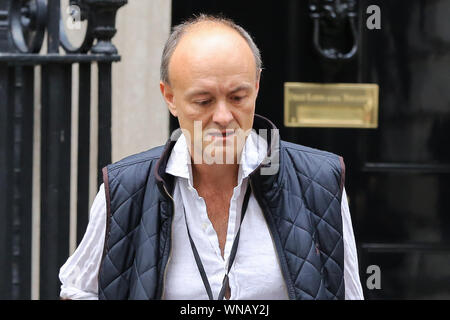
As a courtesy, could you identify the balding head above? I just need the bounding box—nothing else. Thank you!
[169,21,258,92]
[159,15,262,166]
[160,14,262,85]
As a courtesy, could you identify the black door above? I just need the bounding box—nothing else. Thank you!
[171,0,450,299]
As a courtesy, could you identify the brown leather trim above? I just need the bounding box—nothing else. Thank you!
[98,166,112,288]
[338,156,346,193]
[154,138,177,184]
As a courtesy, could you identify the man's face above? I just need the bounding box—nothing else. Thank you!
[160,23,261,164]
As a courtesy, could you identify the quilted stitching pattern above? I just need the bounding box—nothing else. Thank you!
[265,141,344,299]
[98,139,344,300]
[99,147,166,300]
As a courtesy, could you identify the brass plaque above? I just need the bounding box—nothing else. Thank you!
[284,82,379,128]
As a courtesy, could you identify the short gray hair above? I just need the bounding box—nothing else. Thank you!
[160,14,262,84]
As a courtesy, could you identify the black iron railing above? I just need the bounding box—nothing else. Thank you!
[0,0,127,299]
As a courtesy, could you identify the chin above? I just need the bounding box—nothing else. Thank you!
[203,145,238,165]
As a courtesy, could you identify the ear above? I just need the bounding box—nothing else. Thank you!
[255,68,262,96]
[160,81,177,117]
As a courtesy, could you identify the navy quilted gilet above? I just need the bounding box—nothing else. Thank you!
[98,115,345,300]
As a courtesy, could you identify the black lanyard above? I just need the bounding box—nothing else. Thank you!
[183,184,252,300]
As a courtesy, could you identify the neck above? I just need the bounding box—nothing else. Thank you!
[191,162,239,190]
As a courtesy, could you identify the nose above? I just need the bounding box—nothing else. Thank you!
[212,100,234,128]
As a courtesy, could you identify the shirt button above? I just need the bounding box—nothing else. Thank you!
[202,222,208,230]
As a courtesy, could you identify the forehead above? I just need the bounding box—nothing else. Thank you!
[168,23,257,88]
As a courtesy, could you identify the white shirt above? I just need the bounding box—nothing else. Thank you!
[59,131,364,300]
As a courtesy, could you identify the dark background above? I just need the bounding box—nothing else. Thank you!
[171,0,450,299]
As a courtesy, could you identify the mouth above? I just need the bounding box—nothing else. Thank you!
[207,129,236,140]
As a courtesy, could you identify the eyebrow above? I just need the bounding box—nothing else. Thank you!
[185,84,252,99]
[186,90,211,98]
[229,84,252,94]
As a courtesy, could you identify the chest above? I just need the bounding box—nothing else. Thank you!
[164,180,288,300]
[198,189,233,257]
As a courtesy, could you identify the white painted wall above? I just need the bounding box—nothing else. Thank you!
[112,0,171,162]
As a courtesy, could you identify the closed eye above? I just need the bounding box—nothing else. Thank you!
[231,95,247,103]
[194,99,212,106]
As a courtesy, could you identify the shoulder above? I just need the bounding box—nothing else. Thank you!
[279,140,345,192]
[107,145,165,173]
[104,145,165,189]
[280,140,341,162]
[102,145,166,218]
[280,140,343,169]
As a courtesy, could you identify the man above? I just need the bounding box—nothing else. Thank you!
[59,14,364,300]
